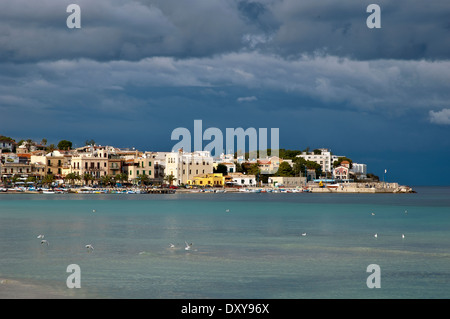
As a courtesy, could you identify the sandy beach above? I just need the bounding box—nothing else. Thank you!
[0,277,92,299]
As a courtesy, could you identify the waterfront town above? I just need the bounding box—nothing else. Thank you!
[0,135,413,194]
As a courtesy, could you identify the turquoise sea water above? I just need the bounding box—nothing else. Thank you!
[0,186,449,299]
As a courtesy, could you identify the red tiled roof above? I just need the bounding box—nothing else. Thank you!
[17,153,31,158]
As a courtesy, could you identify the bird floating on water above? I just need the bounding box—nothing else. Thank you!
[92,209,96,213]
[402,234,405,239]
[185,241,193,251]
[37,234,45,239]
[225,209,230,213]
[169,243,175,248]
[301,232,307,237]
[374,233,378,238]
[371,212,375,216]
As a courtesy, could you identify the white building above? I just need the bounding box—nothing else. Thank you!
[214,153,237,174]
[165,150,214,185]
[296,148,349,173]
[296,148,334,173]
[0,138,14,152]
[351,163,367,178]
[228,173,256,186]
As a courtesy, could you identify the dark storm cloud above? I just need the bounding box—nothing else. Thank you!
[0,0,449,62]
[266,0,450,60]
[1,53,449,119]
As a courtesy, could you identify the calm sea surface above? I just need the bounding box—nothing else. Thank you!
[0,186,449,299]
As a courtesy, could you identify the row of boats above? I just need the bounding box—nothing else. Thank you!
[238,187,311,193]
[0,186,174,194]
[2,186,312,194]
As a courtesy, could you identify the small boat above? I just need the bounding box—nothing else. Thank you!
[326,184,340,189]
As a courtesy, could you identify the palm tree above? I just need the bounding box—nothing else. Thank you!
[164,174,176,186]
[137,174,150,186]
[25,139,35,152]
[82,173,94,186]
[65,173,80,186]
[42,174,54,188]
[100,174,114,187]
[115,173,128,185]
[11,175,19,185]
[46,144,56,152]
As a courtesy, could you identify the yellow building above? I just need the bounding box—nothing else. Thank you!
[187,173,224,187]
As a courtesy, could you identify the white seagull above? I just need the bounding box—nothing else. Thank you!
[371,212,375,216]
[185,241,193,251]
[169,243,175,248]
[301,232,307,237]
[374,233,378,238]
[85,244,94,251]
[40,240,49,245]
[37,234,45,239]
[402,234,405,239]
[92,209,96,213]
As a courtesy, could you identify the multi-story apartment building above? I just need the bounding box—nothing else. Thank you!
[1,153,46,182]
[0,137,15,152]
[70,147,110,179]
[151,152,169,184]
[44,150,72,177]
[296,148,342,173]
[165,150,213,185]
[350,163,367,178]
[124,152,155,183]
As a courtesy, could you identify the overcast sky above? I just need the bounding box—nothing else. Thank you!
[1,0,449,185]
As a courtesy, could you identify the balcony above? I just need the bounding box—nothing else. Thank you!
[85,167,105,172]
